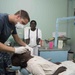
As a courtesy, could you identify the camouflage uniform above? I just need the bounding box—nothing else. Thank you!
[0,52,15,75]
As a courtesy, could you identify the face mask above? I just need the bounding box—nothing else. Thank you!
[15,22,24,29]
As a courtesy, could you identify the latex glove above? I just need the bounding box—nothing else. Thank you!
[25,45,33,55]
[14,46,27,54]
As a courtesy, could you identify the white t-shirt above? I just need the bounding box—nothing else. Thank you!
[26,56,75,75]
[26,56,59,75]
[24,27,42,47]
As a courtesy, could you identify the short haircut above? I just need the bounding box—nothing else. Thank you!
[30,20,37,25]
[11,54,21,66]
[11,53,27,68]
[15,10,30,22]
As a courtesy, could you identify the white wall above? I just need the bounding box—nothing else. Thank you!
[0,0,68,40]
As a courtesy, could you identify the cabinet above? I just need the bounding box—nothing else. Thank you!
[38,46,70,62]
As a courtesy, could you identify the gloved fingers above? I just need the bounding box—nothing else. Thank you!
[25,45,34,55]
[19,47,28,54]
[14,46,28,54]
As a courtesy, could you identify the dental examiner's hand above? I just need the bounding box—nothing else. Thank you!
[25,45,33,55]
[14,46,27,54]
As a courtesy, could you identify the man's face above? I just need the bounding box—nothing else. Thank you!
[20,18,29,25]
[30,22,36,30]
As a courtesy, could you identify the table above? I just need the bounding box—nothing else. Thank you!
[38,46,70,62]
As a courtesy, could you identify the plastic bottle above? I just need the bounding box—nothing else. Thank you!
[49,41,54,49]
[58,40,63,49]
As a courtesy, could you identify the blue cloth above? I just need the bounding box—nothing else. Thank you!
[0,13,17,43]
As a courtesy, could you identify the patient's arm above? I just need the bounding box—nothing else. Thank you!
[53,66,67,75]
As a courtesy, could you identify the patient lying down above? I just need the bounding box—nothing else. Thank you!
[11,49,75,75]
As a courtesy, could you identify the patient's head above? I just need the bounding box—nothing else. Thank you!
[11,53,21,66]
[11,49,32,68]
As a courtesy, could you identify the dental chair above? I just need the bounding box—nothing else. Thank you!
[8,57,51,75]
[7,66,32,75]
[7,54,51,75]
